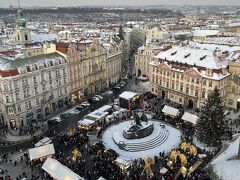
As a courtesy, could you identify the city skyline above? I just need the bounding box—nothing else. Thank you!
[1,0,240,8]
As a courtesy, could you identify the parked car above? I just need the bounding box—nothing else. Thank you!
[60,113,72,119]
[75,105,85,112]
[80,101,91,108]
[47,117,62,125]
[94,95,103,100]
[112,86,121,92]
[92,96,101,102]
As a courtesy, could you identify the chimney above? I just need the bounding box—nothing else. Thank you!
[214,48,222,58]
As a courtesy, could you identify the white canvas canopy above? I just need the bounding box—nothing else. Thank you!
[42,157,83,180]
[162,105,179,117]
[160,167,168,174]
[29,144,55,161]
[119,91,138,100]
[181,112,199,125]
[35,137,52,147]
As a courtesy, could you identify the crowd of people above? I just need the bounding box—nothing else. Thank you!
[0,92,231,180]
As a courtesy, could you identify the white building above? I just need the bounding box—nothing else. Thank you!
[0,53,70,129]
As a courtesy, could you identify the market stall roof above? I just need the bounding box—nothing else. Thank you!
[29,144,55,161]
[42,157,83,180]
[98,105,112,112]
[119,91,138,100]
[181,112,199,125]
[160,167,168,174]
[78,119,95,126]
[35,137,52,147]
[162,105,179,117]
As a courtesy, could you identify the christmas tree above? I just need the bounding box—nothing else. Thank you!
[196,88,228,147]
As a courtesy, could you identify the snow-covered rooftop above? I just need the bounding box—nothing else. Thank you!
[155,46,228,69]
[193,30,219,37]
[211,135,240,180]
[119,91,138,100]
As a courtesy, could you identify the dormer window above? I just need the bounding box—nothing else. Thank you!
[184,53,191,58]
[200,55,207,60]
[171,51,177,56]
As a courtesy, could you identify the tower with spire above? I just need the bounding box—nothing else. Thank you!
[15,0,31,44]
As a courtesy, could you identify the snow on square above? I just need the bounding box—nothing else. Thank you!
[102,120,182,160]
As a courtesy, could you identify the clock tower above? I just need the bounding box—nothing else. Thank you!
[15,4,31,45]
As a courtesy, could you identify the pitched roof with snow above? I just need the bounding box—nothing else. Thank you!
[155,46,228,69]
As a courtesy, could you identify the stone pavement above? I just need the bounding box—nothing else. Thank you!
[0,159,39,179]
[1,122,47,142]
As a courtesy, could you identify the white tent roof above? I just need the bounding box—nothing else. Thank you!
[78,119,95,126]
[181,112,199,125]
[29,144,55,161]
[162,105,179,117]
[35,137,52,147]
[42,157,83,180]
[119,91,138,100]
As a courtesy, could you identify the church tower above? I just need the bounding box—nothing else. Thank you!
[15,2,31,45]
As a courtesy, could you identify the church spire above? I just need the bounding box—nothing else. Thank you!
[16,0,26,28]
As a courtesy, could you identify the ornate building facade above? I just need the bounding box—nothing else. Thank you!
[0,53,70,129]
[149,47,230,109]
[226,53,240,110]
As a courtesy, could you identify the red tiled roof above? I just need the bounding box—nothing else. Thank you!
[0,69,19,77]
[0,50,18,57]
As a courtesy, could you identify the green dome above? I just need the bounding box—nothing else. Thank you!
[16,8,26,28]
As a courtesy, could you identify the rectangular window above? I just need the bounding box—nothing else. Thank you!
[14,80,18,89]
[171,83,174,89]
[36,98,40,105]
[209,81,212,87]
[17,105,21,112]
[195,90,198,96]
[186,87,189,94]
[180,85,183,92]
[203,80,206,85]
[181,75,183,80]
[202,91,205,98]
[196,79,199,84]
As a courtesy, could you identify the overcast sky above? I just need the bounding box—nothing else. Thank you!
[1,0,240,8]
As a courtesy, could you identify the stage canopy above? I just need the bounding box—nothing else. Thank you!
[29,144,55,161]
[119,91,138,100]
[162,105,179,117]
[181,112,199,125]
[42,157,83,180]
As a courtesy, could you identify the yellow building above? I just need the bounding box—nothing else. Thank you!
[226,53,240,110]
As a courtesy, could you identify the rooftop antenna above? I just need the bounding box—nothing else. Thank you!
[18,0,20,8]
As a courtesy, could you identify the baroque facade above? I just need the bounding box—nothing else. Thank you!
[226,52,240,110]
[149,46,230,109]
[0,53,70,129]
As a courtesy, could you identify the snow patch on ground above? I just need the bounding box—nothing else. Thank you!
[102,120,181,160]
[211,135,240,180]
[192,136,216,152]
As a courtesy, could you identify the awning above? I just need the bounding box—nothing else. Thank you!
[42,157,83,180]
[181,112,198,125]
[29,144,55,161]
[162,105,179,117]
